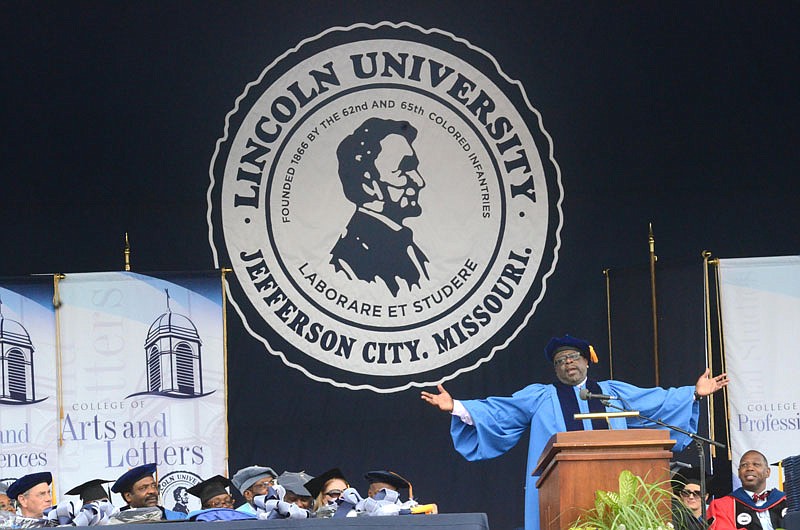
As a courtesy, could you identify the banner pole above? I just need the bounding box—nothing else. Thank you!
[701,251,716,459]
[711,256,730,461]
[53,273,65,449]
[221,268,231,475]
[124,233,131,271]
[648,223,659,386]
[603,268,614,380]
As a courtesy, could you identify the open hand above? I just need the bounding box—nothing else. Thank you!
[420,384,454,412]
[695,368,729,397]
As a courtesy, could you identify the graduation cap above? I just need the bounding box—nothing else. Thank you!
[544,334,599,363]
[304,468,347,499]
[364,470,413,499]
[278,471,313,497]
[230,465,278,493]
[187,475,232,507]
[65,479,113,503]
[6,472,52,500]
[111,463,157,493]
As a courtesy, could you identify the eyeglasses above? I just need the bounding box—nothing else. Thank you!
[553,352,583,367]
[680,490,702,499]
[250,479,275,491]
[323,489,343,499]
[207,496,235,508]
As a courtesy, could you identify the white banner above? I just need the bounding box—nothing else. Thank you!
[56,271,226,512]
[0,279,58,488]
[719,255,800,489]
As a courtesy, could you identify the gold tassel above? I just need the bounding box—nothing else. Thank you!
[589,345,599,364]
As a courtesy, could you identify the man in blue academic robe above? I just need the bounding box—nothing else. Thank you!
[421,334,729,530]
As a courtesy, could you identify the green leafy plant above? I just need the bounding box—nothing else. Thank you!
[569,470,675,530]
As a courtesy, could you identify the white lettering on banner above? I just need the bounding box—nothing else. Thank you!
[87,287,128,393]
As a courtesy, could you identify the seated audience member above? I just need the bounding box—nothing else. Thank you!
[278,471,314,510]
[6,472,52,518]
[250,478,313,519]
[187,475,235,510]
[0,491,16,513]
[673,470,710,530]
[305,468,349,516]
[111,463,187,520]
[231,465,278,515]
[360,470,436,516]
[364,470,412,499]
[707,450,787,529]
[47,480,118,526]
[186,475,256,522]
[65,479,113,505]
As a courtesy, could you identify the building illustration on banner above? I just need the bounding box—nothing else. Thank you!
[128,290,214,399]
[0,298,46,405]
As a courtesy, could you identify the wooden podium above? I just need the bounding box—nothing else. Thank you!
[533,429,675,530]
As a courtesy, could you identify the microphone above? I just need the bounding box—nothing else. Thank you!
[579,388,618,401]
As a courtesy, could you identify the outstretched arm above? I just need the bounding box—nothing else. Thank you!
[694,368,729,397]
[420,384,454,412]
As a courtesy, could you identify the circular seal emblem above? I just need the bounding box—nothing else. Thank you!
[159,471,202,515]
[209,22,562,392]
[736,512,752,526]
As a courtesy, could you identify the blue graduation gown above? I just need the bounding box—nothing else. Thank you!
[451,380,699,530]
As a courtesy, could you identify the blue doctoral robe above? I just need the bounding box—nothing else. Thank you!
[451,380,699,530]
[236,502,257,515]
[163,507,188,521]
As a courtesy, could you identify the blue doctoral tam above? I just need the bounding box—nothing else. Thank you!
[111,463,157,493]
[7,472,52,500]
[544,334,591,362]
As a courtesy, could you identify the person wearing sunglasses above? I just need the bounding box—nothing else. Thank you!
[672,471,710,530]
[422,334,730,530]
[304,468,349,517]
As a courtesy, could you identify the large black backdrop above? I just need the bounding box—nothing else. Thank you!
[2,3,799,529]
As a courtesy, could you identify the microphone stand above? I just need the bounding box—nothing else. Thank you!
[601,399,725,526]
